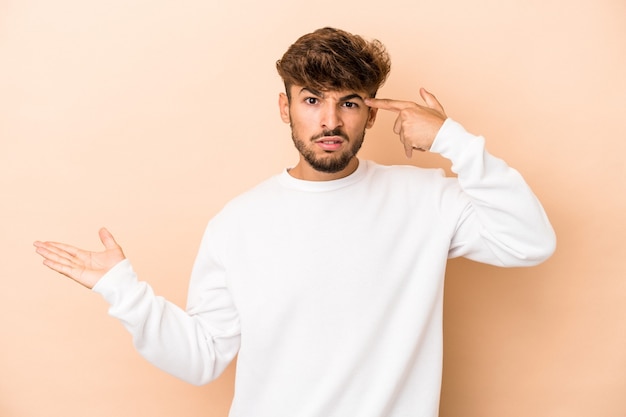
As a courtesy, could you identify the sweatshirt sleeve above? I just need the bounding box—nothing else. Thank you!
[92,242,241,385]
[430,118,556,266]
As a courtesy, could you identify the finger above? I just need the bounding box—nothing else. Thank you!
[364,97,414,112]
[36,240,81,258]
[35,242,80,259]
[401,133,414,158]
[42,258,81,280]
[419,88,445,114]
[34,241,77,263]
[98,227,120,250]
[393,115,402,135]
[35,243,84,279]
[404,142,413,158]
[36,245,79,274]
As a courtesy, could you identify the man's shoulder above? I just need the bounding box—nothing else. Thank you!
[221,173,283,211]
[364,160,447,182]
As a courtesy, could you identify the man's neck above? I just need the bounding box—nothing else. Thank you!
[288,158,360,181]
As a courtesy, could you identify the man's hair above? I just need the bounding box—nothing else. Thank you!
[276,27,391,99]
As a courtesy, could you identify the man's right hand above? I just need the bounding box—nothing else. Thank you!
[34,228,126,289]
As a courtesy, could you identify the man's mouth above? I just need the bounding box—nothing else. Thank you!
[315,136,344,151]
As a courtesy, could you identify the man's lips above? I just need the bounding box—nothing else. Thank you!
[314,136,345,151]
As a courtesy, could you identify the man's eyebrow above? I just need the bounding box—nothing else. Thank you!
[339,93,365,102]
[300,87,323,97]
[298,88,365,103]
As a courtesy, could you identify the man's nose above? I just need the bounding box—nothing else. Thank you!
[320,105,342,130]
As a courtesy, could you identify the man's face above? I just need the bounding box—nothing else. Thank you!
[279,85,377,181]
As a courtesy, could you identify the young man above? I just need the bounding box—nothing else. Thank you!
[34,27,556,417]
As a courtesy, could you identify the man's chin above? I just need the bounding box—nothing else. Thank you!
[307,154,354,174]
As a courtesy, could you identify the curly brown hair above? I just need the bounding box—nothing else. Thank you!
[276,27,391,99]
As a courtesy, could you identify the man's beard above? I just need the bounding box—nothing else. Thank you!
[291,127,366,174]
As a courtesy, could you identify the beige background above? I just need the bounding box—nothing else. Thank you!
[1,0,625,416]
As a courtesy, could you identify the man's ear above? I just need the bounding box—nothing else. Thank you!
[278,93,290,124]
[365,106,378,129]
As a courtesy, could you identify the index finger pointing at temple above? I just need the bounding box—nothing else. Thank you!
[364,97,414,112]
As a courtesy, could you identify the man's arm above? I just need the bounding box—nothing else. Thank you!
[366,90,556,266]
[34,228,240,385]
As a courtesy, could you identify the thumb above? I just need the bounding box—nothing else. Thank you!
[98,227,119,250]
[419,88,445,114]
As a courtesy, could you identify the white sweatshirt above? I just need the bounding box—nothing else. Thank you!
[93,119,555,417]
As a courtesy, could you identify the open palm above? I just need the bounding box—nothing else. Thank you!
[34,228,126,289]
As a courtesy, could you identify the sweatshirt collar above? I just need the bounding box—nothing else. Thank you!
[277,159,369,192]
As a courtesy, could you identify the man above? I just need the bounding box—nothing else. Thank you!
[34,27,556,417]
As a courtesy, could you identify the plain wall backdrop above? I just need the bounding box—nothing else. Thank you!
[1,0,625,416]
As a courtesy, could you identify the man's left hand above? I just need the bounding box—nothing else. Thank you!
[365,88,447,158]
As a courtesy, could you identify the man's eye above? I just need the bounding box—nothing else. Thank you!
[343,102,358,108]
[305,97,318,104]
